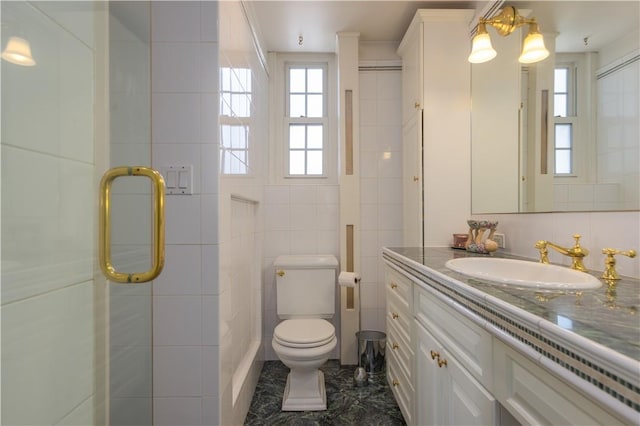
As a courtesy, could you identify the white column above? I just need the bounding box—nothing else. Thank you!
[337,32,361,365]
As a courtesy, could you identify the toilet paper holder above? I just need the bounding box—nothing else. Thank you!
[339,271,361,288]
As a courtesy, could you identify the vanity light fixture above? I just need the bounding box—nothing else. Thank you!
[468,6,549,64]
[1,36,36,66]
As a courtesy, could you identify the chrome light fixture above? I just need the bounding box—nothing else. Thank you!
[468,6,549,64]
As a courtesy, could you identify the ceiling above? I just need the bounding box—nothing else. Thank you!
[250,1,640,53]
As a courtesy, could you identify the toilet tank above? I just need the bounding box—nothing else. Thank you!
[274,255,338,319]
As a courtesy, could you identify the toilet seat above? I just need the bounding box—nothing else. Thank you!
[273,319,335,349]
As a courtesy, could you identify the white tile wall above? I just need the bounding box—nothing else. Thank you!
[358,67,403,333]
[151,2,220,425]
[153,398,203,426]
[597,58,639,211]
[217,1,268,423]
[472,211,640,278]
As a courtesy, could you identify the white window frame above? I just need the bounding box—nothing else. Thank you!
[553,53,596,183]
[268,52,337,184]
[220,66,253,176]
[554,62,578,177]
[285,62,328,177]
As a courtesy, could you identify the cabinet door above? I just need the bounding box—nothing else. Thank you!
[402,109,423,247]
[416,321,497,426]
[440,346,497,426]
[401,25,423,125]
[493,340,624,426]
[415,320,440,426]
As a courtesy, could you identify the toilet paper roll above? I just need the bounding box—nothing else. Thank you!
[339,271,360,287]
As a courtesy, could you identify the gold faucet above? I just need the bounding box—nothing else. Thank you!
[534,234,589,272]
[601,248,636,281]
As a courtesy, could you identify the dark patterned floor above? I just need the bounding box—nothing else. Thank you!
[244,360,406,426]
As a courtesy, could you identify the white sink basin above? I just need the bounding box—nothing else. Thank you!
[445,257,602,290]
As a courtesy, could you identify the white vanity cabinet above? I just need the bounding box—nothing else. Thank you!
[383,248,637,426]
[385,267,414,424]
[414,280,497,426]
[385,261,497,426]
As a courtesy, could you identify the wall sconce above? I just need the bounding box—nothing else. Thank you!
[468,6,549,64]
[2,36,36,66]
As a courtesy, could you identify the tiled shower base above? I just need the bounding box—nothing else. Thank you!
[244,360,406,425]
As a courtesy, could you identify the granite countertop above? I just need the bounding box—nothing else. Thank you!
[383,247,640,362]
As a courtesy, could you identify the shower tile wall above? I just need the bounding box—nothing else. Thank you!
[150,2,220,425]
[218,0,270,423]
[596,56,639,211]
[359,63,403,334]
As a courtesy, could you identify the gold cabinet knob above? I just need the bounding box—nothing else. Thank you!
[390,282,398,289]
[391,312,399,320]
[414,102,421,109]
[438,358,448,368]
[392,343,399,350]
[392,379,400,387]
[276,270,285,277]
[430,350,440,360]
[412,176,419,182]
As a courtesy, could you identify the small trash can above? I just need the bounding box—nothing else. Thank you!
[356,330,386,376]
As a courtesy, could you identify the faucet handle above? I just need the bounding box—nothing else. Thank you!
[601,248,637,281]
[572,234,585,250]
[535,240,549,264]
[571,234,589,257]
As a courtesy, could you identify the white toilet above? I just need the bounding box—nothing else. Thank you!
[272,254,338,411]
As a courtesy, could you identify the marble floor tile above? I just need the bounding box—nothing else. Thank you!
[245,360,405,425]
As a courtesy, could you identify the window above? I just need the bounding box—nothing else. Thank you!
[554,123,572,174]
[220,124,249,174]
[554,66,576,175]
[220,67,252,175]
[285,64,327,176]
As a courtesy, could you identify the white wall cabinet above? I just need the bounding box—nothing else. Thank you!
[399,21,423,126]
[402,109,423,247]
[397,9,474,247]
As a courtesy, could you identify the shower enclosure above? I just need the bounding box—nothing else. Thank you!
[2,2,155,424]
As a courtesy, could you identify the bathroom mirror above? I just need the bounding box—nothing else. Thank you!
[471,1,640,213]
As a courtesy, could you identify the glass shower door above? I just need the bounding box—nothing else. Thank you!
[1,2,155,425]
[107,3,155,424]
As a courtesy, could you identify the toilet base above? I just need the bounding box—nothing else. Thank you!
[281,370,327,411]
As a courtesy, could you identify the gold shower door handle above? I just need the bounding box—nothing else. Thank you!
[99,166,165,283]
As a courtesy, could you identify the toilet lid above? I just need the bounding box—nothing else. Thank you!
[273,319,335,348]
